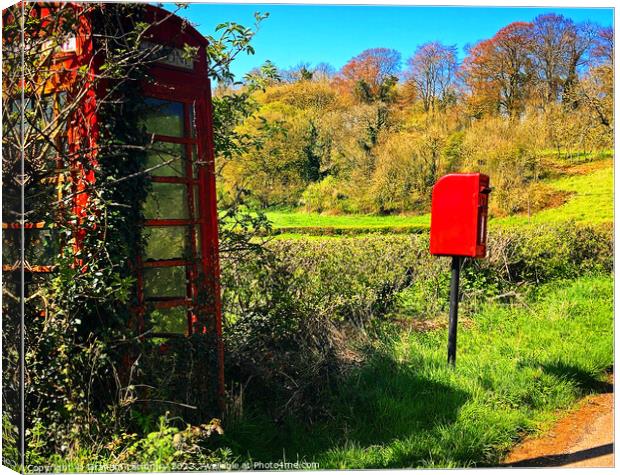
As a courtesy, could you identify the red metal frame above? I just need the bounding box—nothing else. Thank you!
[132,5,224,404]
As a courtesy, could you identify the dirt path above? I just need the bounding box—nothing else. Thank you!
[504,382,614,467]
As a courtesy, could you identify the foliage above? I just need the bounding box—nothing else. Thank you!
[217,14,612,214]
[2,2,165,460]
[406,42,458,112]
[106,415,228,468]
[338,48,401,103]
[267,222,611,324]
[219,213,340,420]
[267,157,612,235]
[224,275,613,468]
[217,220,611,426]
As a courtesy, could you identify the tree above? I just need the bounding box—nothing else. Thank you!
[313,62,336,81]
[280,62,314,82]
[572,26,613,132]
[461,22,534,117]
[562,21,598,105]
[529,14,576,103]
[406,42,458,112]
[338,48,401,102]
[592,26,613,65]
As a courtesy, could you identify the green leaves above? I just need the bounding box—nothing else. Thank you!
[206,13,269,83]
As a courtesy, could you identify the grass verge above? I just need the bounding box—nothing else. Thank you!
[495,165,613,227]
[265,210,430,232]
[225,274,613,468]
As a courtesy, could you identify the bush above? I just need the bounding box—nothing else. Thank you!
[267,221,612,324]
[300,176,351,213]
[220,221,612,419]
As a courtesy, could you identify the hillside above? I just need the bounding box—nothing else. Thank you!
[265,155,613,237]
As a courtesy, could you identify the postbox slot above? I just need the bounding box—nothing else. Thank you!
[477,211,487,246]
[477,184,489,246]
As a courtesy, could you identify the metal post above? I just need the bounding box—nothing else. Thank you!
[447,256,461,366]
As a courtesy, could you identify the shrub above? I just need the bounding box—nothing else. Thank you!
[219,220,611,421]
[300,175,350,213]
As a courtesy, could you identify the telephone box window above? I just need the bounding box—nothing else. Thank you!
[149,307,190,335]
[145,142,186,176]
[138,94,202,337]
[143,98,185,137]
[144,226,190,261]
[143,183,189,220]
[143,266,188,299]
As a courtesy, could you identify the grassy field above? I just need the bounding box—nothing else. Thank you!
[225,275,613,468]
[265,210,430,234]
[227,157,615,468]
[265,159,612,237]
[495,164,613,227]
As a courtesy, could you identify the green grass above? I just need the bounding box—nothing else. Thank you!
[225,275,613,468]
[265,210,430,232]
[495,165,613,227]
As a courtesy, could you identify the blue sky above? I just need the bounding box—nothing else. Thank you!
[174,3,613,79]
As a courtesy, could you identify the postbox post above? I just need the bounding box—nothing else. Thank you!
[429,173,491,367]
[447,256,461,366]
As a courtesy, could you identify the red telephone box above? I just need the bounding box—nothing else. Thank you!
[430,173,491,258]
[2,4,224,399]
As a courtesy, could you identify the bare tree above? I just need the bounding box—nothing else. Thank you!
[530,14,575,103]
[406,42,458,112]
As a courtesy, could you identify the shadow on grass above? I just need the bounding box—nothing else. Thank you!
[541,362,613,394]
[328,353,469,446]
[224,351,469,463]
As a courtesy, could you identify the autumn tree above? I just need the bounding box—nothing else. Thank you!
[338,47,401,103]
[573,26,613,133]
[562,21,599,104]
[406,42,458,112]
[313,62,337,81]
[592,26,613,65]
[461,22,534,117]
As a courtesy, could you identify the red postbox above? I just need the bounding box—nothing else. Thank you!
[430,173,491,258]
[429,173,491,367]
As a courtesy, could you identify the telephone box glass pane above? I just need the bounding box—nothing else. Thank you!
[3,229,60,266]
[27,229,60,266]
[143,266,187,298]
[143,183,189,219]
[149,307,188,334]
[144,226,190,260]
[146,142,186,176]
[143,98,184,137]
